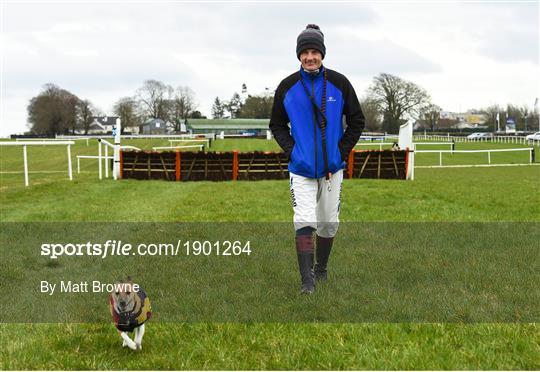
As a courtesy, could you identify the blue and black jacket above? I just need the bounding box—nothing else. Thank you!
[269,66,365,179]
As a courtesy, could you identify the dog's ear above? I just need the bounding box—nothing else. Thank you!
[126,275,133,283]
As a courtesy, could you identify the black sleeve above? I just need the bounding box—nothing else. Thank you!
[338,77,365,161]
[269,80,295,157]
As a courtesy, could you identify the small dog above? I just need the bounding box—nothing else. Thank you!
[109,277,152,351]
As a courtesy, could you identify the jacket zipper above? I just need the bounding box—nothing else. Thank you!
[311,76,317,178]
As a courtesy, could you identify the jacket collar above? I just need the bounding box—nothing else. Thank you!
[299,65,325,80]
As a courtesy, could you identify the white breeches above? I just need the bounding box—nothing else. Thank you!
[289,169,343,238]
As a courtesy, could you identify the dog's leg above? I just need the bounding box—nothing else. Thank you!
[133,327,139,349]
[120,331,137,350]
[119,331,128,347]
[134,324,145,350]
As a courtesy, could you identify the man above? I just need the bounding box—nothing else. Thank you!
[270,24,365,294]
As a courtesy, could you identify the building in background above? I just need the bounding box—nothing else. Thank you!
[186,118,269,136]
[86,116,119,134]
[141,119,175,134]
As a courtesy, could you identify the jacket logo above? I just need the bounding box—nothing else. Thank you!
[327,96,336,102]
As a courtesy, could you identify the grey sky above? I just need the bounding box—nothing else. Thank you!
[1,1,538,136]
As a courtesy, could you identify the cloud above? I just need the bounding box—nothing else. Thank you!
[329,33,443,76]
[460,2,538,64]
[3,41,198,93]
[475,21,538,64]
[1,2,538,136]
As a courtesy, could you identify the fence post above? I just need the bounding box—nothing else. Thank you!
[347,150,355,179]
[233,150,239,181]
[119,150,123,179]
[67,144,72,180]
[105,145,109,178]
[488,151,491,164]
[439,151,442,166]
[175,150,181,181]
[23,145,29,187]
[98,141,102,180]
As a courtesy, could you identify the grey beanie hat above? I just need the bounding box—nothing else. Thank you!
[296,24,325,60]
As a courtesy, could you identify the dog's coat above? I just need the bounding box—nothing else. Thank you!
[109,288,152,332]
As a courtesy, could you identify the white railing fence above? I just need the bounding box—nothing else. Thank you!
[0,141,75,186]
[414,147,535,167]
[413,134,540,146]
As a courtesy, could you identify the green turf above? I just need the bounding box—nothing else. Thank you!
[1,166,538,222]
[0,323,538,370]
[2,222,537,323]
[1,138,539,369]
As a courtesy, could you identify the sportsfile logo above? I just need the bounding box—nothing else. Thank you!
[327,96,336,102]
[40,240,252,258]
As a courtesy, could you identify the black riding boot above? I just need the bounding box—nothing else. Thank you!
[314,235,334,281]
[297,252,315,294]
[296,234,315,294]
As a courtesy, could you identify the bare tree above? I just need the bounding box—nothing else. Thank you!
[113,97,142,133]
[78,99,95,134]
[136,80,173,121]
[420,103,442,132]
[27,84,62,135]
[367,73,431,133]
[61,90,80,134]
[169,86,198,131]
[27,84,80,135]
[480,104,501,131]
[359,96,382,132]
[530,101,540,132]
[506,103,532,131]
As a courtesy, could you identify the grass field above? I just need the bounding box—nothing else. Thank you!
[1,323,538,370]
[0,138,539,369]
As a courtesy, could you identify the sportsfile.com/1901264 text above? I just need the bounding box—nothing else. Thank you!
[40,240,252,259]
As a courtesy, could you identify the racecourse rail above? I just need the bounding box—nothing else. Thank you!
[414,134,540,146]
[0,141,75,186]
[3,131,538,186]
[97,139,141,179]
[356,142,455,151]
[414,147,535,167]
[56,133,216,140]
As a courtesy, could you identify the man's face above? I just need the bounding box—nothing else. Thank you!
[300,49,323,72]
